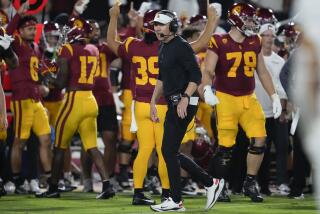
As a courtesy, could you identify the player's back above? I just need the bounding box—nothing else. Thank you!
[208,33,261,96]
[58,42,99,91]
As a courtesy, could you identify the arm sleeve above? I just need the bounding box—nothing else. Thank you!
[58,44,73,60]
[178,42,202,85]
[207,35,219,55]
[117,37,135,61]
[6,13,21,35]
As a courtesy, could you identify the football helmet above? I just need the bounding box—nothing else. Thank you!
[43,21,61,53]
[44,21,60,37]
[256,8,277,25]
[188,14,207,25]
[64,17,93,44]
[227,3,260,37]
[191,127,214,170]
[143,9,160,32]
[277,22,299,51]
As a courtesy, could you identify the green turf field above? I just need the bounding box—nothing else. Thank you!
[0,193,317,214]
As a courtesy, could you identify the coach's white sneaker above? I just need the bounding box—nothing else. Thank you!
[150,197,186,212]
[205,178,225,210]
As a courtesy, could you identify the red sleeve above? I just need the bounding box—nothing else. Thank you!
[6,13,21,35]
[117,37,135,61]
[58,44,73,60]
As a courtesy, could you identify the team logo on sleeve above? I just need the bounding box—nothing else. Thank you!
[222,38,228,44]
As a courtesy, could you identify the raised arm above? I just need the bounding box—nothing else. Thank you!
[107,2,123,56]
[6,2,29,35]
[190,0,218,53]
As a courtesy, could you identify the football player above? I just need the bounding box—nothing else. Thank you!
[80,19,120,192]
[201,2,282,202]
[6,3,52,194]
[0,26,18,197]
[36,17,114,199]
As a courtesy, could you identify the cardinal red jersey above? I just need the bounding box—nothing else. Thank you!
[93,43,117,106]
[208,33,262,96]
[41,59,64,102]
[58,43,99,90]
[9,35,42,101]
[118,37,166,104]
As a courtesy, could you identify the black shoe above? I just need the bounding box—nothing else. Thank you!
[14,185,28,194]
[132,193,156,205]
[35,190,60,198]
[288,191,304,199]
[59,185,77,192]
[117,173,131,189]
[217,187,231,202]
[243,180,263,202]
[260,186,271,196]
[96,185,115,199]
[0,181,6,196]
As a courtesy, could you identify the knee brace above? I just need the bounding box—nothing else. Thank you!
[118,143,132,154]
[248,139,265,155]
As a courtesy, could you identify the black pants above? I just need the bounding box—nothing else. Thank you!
[290,126,310,194]
[258,118,289,188]
[162,104,212,203]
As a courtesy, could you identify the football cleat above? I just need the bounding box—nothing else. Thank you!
[217,186,231,202]
[35,190,60,198]
[243,179,264,202]
[96,185,115,199]
[132,193,156,205]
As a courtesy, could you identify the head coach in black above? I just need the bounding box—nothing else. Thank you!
[149,9,224,212]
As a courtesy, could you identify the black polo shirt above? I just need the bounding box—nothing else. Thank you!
[158,36,201,98]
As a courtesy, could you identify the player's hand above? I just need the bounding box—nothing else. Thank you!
[74,0,90,14]
[39,85,50,97]
[0,34,14,50]
[128,2,139,26]
[177,97,188,119]
[109,0,121,17]
[0,114,8,131]
[207,0,217,20]
[150,102,159,122]
[112,93,124,114]
[209,2,222,18]
[271,93,282,119]
[17,1,29,16]
[203,85,219,106]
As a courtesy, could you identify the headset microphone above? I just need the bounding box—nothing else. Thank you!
[159,33,171,38]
